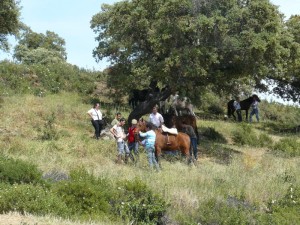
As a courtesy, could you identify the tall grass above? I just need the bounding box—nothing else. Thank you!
[0,93,299,224]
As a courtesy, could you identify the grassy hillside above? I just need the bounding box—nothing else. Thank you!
[0,92,299,225]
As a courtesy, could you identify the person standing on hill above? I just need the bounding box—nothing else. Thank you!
[110,118,131,163]
[181,120,198,161]
[111,112,122,127]
[233,97,242,122]
[250,95,260,123]
[87,102,103,140]
[148,106,164,129]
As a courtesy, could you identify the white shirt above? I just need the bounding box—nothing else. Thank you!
[112,124,126,142]
[252,100,258,109]
[87,108,102,120]
[149,112,164,127]
[233,101,241,110]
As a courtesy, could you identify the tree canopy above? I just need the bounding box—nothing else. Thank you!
[0,0,21,51]
[91,0,300,120]
[14,28,67,65]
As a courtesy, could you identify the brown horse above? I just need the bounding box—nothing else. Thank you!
[135,119,191,165]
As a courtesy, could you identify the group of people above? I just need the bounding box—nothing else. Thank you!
[233,95,260,123]
[87,104,199,170]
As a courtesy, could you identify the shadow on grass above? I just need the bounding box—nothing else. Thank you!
[199,127,227,144]
[200,142,241,165]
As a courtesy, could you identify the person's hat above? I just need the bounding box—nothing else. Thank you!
[131,119,137,124]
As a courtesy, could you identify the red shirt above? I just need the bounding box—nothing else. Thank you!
[128,126,136,143]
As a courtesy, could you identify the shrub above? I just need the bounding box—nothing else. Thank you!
[113,178,168,225]
[207,104,224,115]
[259,184,300,224]
[0,156,43,185]
[52,169,115,220]
[189,197,255,225]
[38,112,59,140]
[232,124,272,147]
[0,183,69,217]
[271,138,300,157]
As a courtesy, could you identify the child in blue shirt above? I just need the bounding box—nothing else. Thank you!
[139,123,160,171]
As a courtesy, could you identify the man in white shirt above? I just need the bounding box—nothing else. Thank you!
[110,118,130,163]
[148,106,164,128]
[87,102,103,139]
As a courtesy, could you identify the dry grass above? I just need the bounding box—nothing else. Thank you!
[0,93,299,223]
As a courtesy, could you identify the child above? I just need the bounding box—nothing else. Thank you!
[127,119,139,162]
[110,118,130,163]
[139,122,160,171]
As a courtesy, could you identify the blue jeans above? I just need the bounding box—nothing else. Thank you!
[190,137,198,160]
[117,141,130,156]
[146,147,159,170]
[250,109,259,122]
[128,142,139,155]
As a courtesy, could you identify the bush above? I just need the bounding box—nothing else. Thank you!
[207,104,224,115]
[0,183,69,217]
[271,138,300,157]
[232,124,272,147]
[0,156,43,185]
[113,178,168,225]
[259,184,300,224]
[52,169,115,220]
[38,112,60,140]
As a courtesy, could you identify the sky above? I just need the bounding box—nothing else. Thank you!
[1,0,299,71]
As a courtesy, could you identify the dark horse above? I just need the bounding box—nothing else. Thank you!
[163,113,199,144]
[135,119,191,166]
[227,94,260,121]
[128,89,150,109]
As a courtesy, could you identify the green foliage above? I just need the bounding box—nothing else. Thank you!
[260,101,300,130]
[0,0,21,51]
[0,183,69,216]
[14,29,67,64]
[113,178,168,224]
[0,155,43,185]
[260,184,300,224]
[207,104,225,116]
[232,124,273,147]
[91,0,296,102]
[52,168,115,220]
[38,112,59,141]
[189,196,255,225]
[271,138,300,157]
[0,61,97,95]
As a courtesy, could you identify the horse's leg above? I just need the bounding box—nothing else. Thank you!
[245,110,248,121]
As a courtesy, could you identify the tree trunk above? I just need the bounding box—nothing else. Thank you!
[127,87,172,125]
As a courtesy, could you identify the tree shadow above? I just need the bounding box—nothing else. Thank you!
[200,142,241,165]
[199,127,227,144]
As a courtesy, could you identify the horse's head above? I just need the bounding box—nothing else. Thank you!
[134,118,147,141]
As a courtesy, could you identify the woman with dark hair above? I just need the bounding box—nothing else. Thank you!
[87,102,103,140]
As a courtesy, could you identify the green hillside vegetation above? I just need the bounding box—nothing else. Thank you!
[0,61,300,224]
